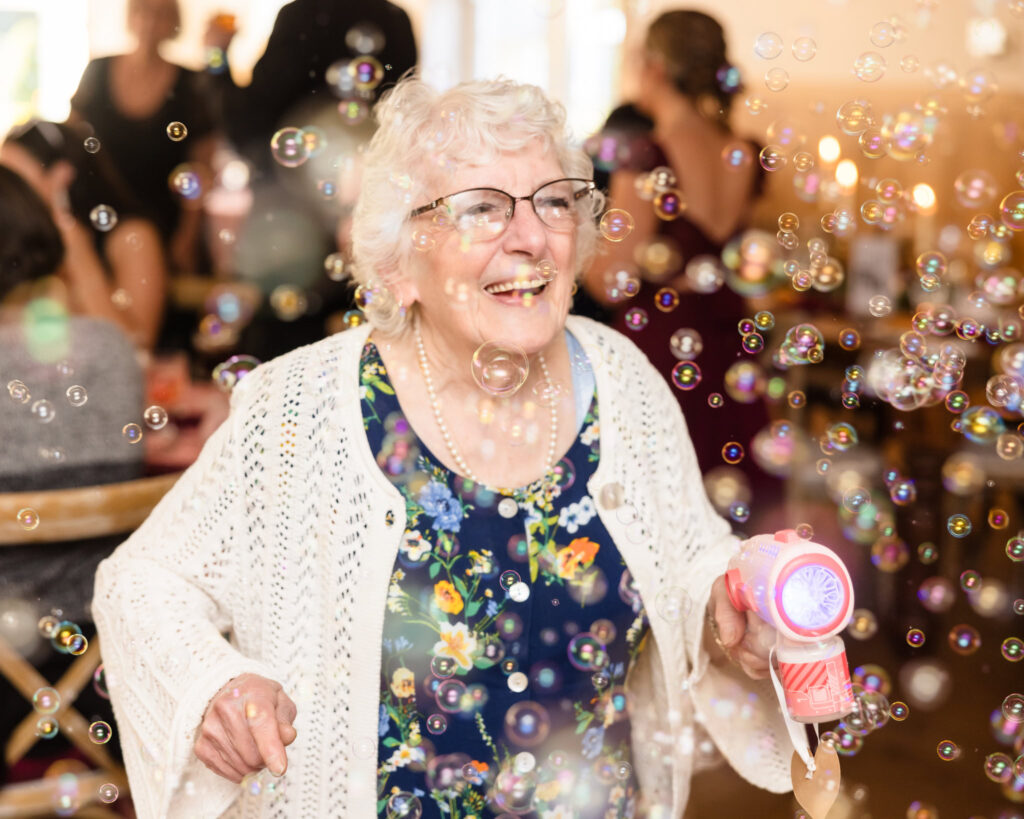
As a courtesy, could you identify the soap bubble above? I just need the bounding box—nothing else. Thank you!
[471,342,529,397]
[764,67,789,92]
[166,121,188,141]
[270,127,309,168]
[918,577,955,613]
[954,170,997,209]
[89,205,118,231]
[848,609,878,640]
[143,405,168,430]
[758,145,787,171]
[122,423,143,444]
[936,739,961,761]
[721,442,744,464]
[348,55,384,91]
[33,686,60,714]
[792,151,815,172]
[653,190,685,220]
[1008,535,1024,562]
[213,355,261,392]
[98,783,119,804]
[654,287,679,312]
[792,37,817,61]
[83,136,100,153]
[778,212,799,232]
[868,295,892,317]
[670,328,703,360]
[906,628,925,647]
[623,307,648,331]
[947,624,981,655]
[1001,692,1024,721]
[1000,190,1024,231]
[838,328,861,350]
[916,251,947,280]
[670,361,702,391]
[721,142,754,170]
[1001,637,1023,662]
[869,21,897,47]
[985,752,1014,783]
[599,209,634,241]
[900,55,920,72]
[947,514,972,538]
[65,385,87,406]
[754,32,783,59]
[959,569,981,591]
[853,52,886,82]
[31,399,55,423]
[685,256,725,293]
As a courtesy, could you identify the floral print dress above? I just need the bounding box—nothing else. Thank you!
[362,339,651,819]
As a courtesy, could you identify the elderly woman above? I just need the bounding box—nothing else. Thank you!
[94,78,791,818]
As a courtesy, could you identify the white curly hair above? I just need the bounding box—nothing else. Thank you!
[349,75,605,335]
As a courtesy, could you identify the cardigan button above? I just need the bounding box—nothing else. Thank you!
[385,510,395,527]
[598,482,624,510]
[498,497,518,518]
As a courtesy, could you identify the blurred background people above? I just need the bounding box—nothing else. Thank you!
[0,164,141,784]
[70,0,217,276]
[582,10,783,524]
[1,121,168,350]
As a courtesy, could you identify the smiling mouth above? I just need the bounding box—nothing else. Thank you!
[482,279,550,298]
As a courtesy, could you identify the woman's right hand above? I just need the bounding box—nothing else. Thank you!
[195,673,298,783]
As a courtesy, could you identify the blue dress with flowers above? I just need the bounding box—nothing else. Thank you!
[363,336,651,818]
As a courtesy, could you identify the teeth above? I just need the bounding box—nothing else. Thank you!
[484,279,549,294]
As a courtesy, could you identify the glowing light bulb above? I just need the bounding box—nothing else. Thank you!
[818,136,841,164]
[835,159,859,189]
[912,183,937,212]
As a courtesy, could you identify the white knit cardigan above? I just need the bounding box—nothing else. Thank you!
[93,315,792,818]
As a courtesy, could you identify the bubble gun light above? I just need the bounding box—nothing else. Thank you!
[725,529,856,724]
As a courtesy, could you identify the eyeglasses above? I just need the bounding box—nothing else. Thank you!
[408,177,596,242]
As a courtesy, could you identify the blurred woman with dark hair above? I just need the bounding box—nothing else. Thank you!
[1,120,168,350]
[582,10,783,525]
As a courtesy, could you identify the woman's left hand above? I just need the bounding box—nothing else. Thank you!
[706,575,773,680]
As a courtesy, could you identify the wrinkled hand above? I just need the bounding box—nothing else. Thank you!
[706,575,773,680]
[195,673,297,783]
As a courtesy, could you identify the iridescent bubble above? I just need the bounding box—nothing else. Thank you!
[936,739,961,761]
[900,55,920,73]
[670,361,702,391]
[471,342,529,397]
[17,507,40,531]
[764,67,789,92]
[653,189,685,221]
[954,170,997,208]
[848,608,878,640]
[1007,535,1024,562]
[792,37,817,61]
[985,752,1014,783]
[599,209,634,242]
[721,442,744,464]
[166,121,188,141]
[669,328,702,360]
[89,204,118,232]
[213,354,261,392]
[1001,637,1023,662]
[83,136,100,153]
[960,406,1005,444]
[871,537,909,572]
[729,501,750,523]
[947,514,972,538]
[122,423,143,444]
[270,127,309,168]
[721,142,754,170]
[777,212,799,232]
[869,21,897,47]
[792,151,815,172]
[707,392,723,408]
[623,307,649,332]
[348,55,385,91]
[1001,692,1024,721]
[854,52,886,82]
[65,385,87,407]
[1000,190,1024,231]
[889,479,917,506]
[33,686,60,714]
[654,287,679,312]
[35,716,58,739]
[31,399,55,423]
[758,145,787,171]
[724,360,766,403]
[169,165,201,199]
[838,328,861,350]
[858,127,889,159]
[143,405,168,430]
[988,508,1009,529]
[890,701,909,721]
[960,569,981,592]
[917,542,938,564]
[98,783,119,804]
[868,295,892,317]
[906,628,925,647]
[754,32,783,59]
[741,333,764,354]
[948,624,981,655]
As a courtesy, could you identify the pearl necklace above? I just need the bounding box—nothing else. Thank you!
[414,324,559,487]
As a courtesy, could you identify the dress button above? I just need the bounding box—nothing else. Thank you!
[507,671,528,692]
[498,497,518,518]
[384,510,395,527]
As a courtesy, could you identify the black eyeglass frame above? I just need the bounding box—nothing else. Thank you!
[407,177,597,230]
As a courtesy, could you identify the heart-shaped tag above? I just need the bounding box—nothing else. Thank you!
[791,741,841,819]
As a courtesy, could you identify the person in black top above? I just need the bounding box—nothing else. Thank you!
[201,0,417,175]
[70,0,217,274]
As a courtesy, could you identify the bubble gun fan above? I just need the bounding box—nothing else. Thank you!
[726,529,856,724]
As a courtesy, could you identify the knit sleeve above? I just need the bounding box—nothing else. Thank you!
[643,350,793,794]
[92,373,277,819]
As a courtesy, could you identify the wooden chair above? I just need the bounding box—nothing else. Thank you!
[0,473,180,818]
